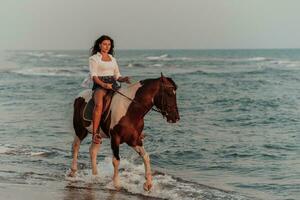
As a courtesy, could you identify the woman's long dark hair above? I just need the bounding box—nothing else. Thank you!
[90,35,115,56]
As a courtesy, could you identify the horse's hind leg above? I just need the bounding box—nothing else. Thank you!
[133,146,153,191]
[68,135,81,177]
[70,97,88,177]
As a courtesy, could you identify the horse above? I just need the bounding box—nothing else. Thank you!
[69,74,180,191]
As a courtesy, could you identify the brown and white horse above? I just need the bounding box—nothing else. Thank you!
[69,74,179,191]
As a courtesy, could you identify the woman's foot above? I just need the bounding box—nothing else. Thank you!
[92,134,102,144]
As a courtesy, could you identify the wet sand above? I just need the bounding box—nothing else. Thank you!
[0,182,154,200]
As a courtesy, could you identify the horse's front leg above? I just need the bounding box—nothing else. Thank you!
[68,135,81,177]
[111,136,121,190]
[89,140,101,175]
[133,146,153,191]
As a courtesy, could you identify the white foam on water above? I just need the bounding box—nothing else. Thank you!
[65,157,251,200]
[145,56,271,63]
[53,54,71,58]
[146,54,193,62]
[0,144,54,157]
[245,57,268,61]
[146,54,169,60]
[23,52,46,57]
[0,146,12,154]
[270,59,300,68]
[30,152,48,156]
[12,67,86,77]
[18,51,57,57]
[151,63,163,67]
[222,57,271,63]
[0,145,23,155]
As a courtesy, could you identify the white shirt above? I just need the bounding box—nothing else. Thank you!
[89,52,121,79]
[81,52,121,88]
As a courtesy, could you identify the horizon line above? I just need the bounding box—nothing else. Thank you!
[2,47,300,51]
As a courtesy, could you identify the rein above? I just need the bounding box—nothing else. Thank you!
[112,81,175,117]
[112,89,162,114]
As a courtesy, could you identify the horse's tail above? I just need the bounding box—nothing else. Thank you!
[73,97,89,141]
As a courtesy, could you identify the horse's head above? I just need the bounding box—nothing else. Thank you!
[154,74,180,123]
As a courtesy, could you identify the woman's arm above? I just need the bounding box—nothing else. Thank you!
[112,57,131,83]
[117,76,131,84]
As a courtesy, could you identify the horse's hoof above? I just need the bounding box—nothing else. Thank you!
[91,175,101,183]
[114,185,121,191]
[67,168,77,177]
[113,177,120,190]
[113,183,121,191]
[143,182,153,191]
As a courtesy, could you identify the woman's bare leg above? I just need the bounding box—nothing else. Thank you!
[92,89,106,143]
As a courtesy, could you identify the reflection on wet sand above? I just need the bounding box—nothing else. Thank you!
[63,182,134,200]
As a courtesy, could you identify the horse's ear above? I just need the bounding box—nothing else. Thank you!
[160,72,165,82]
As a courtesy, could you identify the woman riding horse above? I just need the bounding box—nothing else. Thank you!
[69,35,180,191]
[89,35,130,147]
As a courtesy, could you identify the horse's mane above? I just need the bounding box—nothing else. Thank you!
[165,77,178,90]
[140,77,177,90]
[139,78,158,86]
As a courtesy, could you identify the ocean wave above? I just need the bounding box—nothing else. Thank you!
[13,51,78,60]
[271,60,300,68]
[151,63,163,67]
[16,51,55,57]
[30,152,55,157]
[245,57,270,61]
[177,57,273,63]
[125,62,164,68]
[126,63,146,68]
[146,54,169,60]
[263,144,297,151]
[173,65,300,77]
[146,54,192,62]
[225,57,272,63]
[11,67,86,77]
[53,54,71,58]
[22,52,46,57]
[0,144,57,157]
[65,157,252,200]
[0,145,13,154]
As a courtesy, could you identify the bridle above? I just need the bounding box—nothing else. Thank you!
[112,81,176,117]
[156,81,176,118]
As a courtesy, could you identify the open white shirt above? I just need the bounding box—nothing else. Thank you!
[89,52,121,79]
[81,53,121,88]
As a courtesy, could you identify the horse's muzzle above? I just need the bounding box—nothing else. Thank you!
[168,118,179,123]
[166,110,180,123]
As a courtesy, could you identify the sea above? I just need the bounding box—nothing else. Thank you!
[0,49,299,200]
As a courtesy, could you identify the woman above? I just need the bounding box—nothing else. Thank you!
[89,35,130,144]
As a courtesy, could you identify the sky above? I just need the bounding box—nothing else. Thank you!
[1,0,300,50]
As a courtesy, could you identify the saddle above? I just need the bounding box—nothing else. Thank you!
[84,76,120,122]
[83,90,114,122]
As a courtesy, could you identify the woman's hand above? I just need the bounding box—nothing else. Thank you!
[103,83,113,90]
[119,76,131,84]
[124,76,131,84]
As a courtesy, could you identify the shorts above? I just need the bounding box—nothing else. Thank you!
[92,76,121,91]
